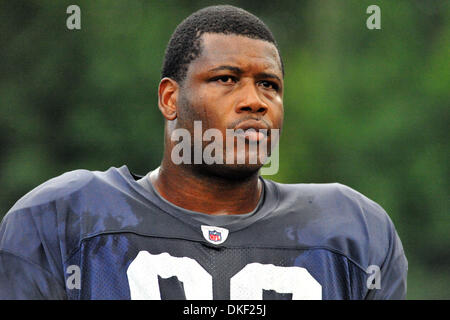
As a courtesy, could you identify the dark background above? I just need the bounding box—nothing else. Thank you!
[0,0,448,299]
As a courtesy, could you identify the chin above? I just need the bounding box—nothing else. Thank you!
[194,162,262,181]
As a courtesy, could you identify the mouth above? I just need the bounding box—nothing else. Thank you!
[234,119,270,143]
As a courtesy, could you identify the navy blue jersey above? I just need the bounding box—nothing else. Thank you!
[0,166,407,299]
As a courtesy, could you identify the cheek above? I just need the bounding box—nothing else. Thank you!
[195,89,232,126]
[181,98,224,134]
[270,100,284,129]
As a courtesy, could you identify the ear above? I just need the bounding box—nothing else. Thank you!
[158,77,179,121]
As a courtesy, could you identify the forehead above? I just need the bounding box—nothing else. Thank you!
[188,33,282,76]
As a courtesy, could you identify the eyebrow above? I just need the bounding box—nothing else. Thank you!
[208,65,282,83]
[257,72,282,83]
[208,65,243,74]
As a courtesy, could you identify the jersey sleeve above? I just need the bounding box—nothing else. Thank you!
[0,251,66,299]
[334,183,408,300]
[0,206,67,299]
[365,219,408,300]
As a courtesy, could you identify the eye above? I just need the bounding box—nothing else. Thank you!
[212,75,237,84]
[259,80,279,91]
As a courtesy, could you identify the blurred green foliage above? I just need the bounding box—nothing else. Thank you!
[0,0,448,299]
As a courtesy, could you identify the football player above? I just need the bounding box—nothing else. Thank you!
[0,5,407,299]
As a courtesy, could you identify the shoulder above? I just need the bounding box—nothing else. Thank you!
[266,180,400,269]
[273,180,391,225]
[1,166,135,260]
[7,169,95,213]
[6,166,135,214]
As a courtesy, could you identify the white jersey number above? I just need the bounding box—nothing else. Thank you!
[127,251,212,299]
[127,251,321,300]
[230,262,321,299]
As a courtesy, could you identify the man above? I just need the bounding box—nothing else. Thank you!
[0,5,407,299]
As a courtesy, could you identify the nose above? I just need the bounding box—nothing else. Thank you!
[235,81,269,115]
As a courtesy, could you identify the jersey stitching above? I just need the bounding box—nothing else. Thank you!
[69,229,368,273]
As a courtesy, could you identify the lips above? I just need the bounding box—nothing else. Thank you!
[234,119,270,142]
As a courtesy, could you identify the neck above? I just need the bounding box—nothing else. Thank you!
[150,160,263,215]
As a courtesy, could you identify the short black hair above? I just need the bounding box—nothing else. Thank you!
[161,5,283,83]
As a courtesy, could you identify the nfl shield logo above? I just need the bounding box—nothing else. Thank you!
[201,225,229,245]
[209,230,221,242]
